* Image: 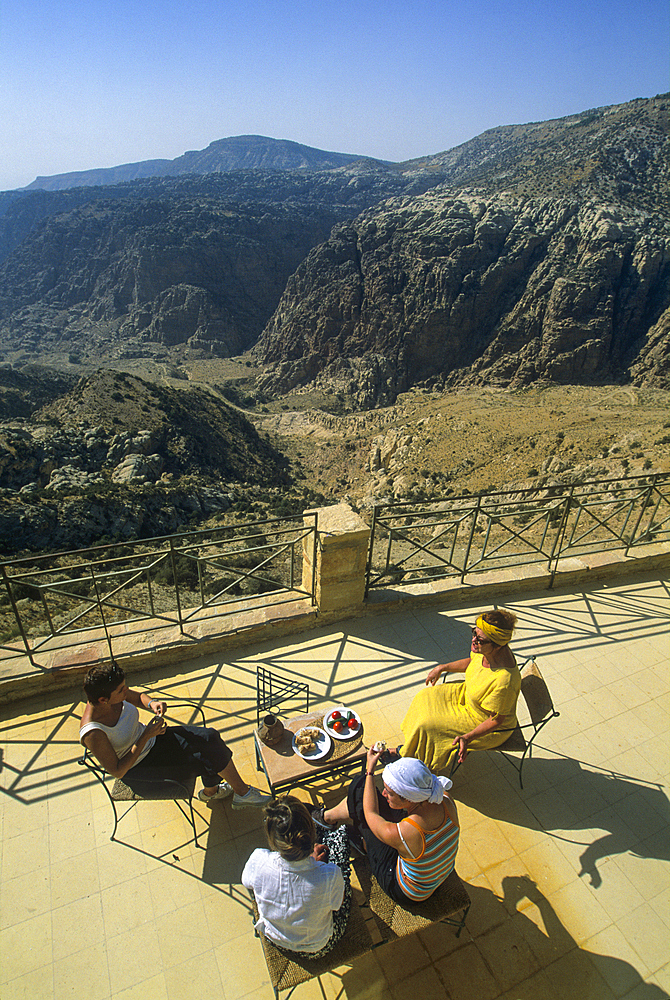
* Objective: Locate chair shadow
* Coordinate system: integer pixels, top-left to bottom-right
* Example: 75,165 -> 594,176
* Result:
454,753 -> 669,888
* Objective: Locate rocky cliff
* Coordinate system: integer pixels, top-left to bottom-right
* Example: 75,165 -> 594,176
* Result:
256,193 -> 670,406
0,96 -> 668,399
0,167 -> 420,366
256,95 -> 670,404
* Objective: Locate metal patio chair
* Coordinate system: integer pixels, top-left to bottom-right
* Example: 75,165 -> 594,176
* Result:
255,665 -> 310,770
447,656 -> 559,789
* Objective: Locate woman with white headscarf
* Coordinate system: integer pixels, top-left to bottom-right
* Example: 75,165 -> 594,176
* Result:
311,749 -> 459,903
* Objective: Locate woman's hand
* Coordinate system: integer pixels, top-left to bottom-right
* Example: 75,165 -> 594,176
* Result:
312,843 -> 329,863
144,714 -> 168,740
366,747 -> 383,773
425,665 -> 444,686
451,734 -> 470,764
151,700 -> 168,717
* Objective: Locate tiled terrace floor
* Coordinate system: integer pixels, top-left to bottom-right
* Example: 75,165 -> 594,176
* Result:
1,572 -> 668,1000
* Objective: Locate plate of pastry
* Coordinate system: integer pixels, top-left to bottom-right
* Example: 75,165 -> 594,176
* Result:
291,726 -> 332,760
323,706 -> 362,740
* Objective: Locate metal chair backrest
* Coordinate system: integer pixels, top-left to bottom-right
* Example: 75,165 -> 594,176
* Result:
256,666 -> 310,727
519,659 -> 556,727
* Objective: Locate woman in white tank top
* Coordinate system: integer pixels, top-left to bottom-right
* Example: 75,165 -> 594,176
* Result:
79,660 -> 271,810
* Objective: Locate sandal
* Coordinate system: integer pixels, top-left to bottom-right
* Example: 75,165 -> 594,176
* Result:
309,805 -> 338,832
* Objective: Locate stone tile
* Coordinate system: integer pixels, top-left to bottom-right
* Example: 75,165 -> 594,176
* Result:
627,667 -> 669,700
215,932 -> 274,998
417,920 -> 472,963
0,865 -> 52,930
375,933 -> 432,982
52,894 -> 105,962
157,900 -> 215,969
616,901 -> 670,975
0,964 -> 56,1000
435,941 -> 499,1000
101,874 -> 158,936
0,826 -> 51,881
544,876 -> 612,946
53,946 -> 112,1000
458,875 -> 508,937
545,946 -> 618,1000
523,787 -> 580,832
510,905 -> 576,967
0,575 -> 668,1000
474,918 -> 542,993
117,972 -> 169,1000
337,950 -> 392,1000
48,809 -> 97,863
389,964 -> 448,1000
560,663 -> 606,696
649,962 -> 670,997
106,922 -> 162,995
0,910 -> 53,984
582,923 -> 652,998
49,849 -> 101,908
495,968 -> 564,1000
466,820 -> 516,872
516,839 -> 581,896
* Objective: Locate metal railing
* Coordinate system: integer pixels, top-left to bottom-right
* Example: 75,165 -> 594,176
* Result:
366,473 -> 670,593
1,513 -> 317,661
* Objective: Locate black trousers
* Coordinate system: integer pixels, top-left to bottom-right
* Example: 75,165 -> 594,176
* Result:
132,725 -> 233,787
347,773 -> 410,904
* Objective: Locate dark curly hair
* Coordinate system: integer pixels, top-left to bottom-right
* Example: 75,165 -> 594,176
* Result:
83,661 -> 125,703
263,796 -> 316,861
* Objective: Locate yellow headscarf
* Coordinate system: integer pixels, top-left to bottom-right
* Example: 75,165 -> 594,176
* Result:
477,615 -> 513,646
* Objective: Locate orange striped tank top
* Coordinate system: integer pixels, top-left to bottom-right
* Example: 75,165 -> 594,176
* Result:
395,805 -> 459,901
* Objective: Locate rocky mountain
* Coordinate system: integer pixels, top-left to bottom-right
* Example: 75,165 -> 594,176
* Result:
22,135 -> 378,192
256,95 -> 670,404
0,166 -> 423,367
0,369 -> 306,554
0,95 -> 667,402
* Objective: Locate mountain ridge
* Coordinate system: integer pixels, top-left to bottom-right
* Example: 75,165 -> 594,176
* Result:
22,135 -> 381,192
0,93 -> 667,399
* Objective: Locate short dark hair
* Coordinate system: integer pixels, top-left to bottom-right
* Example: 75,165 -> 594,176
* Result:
83,661 -> 125,702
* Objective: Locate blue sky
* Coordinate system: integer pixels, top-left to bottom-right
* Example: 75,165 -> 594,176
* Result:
1,0 -> 668,191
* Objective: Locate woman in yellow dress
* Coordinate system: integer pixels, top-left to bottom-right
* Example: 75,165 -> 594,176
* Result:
400,610 -> 520,772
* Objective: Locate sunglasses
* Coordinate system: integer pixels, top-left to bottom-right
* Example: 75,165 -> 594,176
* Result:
471,627 -> 493,645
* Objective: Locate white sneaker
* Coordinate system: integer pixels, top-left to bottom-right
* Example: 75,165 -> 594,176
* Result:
198,782 -> 234,804
232,786 -> 272,810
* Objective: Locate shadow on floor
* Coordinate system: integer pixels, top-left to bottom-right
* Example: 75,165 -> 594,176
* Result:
454,752 -> 669,888
340,876 -> 664,1000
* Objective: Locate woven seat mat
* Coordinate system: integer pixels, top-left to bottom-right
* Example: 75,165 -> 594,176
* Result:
111,768 -> 198,801
353,860 -> 470,938
499,726 -> 526,752
251,893 -> 373,992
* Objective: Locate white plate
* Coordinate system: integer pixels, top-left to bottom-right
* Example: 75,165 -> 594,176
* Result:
291,726 -> 332,760
323,706 -> 362,741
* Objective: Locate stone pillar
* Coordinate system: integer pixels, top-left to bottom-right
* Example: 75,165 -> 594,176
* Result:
303,503 -> 370,614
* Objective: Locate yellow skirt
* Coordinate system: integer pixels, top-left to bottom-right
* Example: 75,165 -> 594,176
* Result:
400,682 -> 511,772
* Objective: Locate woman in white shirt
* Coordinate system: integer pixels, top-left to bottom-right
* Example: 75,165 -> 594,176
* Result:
242,796 -> 351,957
